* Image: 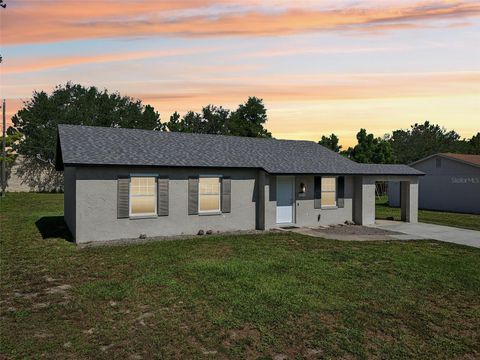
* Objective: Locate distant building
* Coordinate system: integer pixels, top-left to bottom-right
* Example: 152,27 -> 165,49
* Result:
389,153 -> 480,214
3,155 -> 63,192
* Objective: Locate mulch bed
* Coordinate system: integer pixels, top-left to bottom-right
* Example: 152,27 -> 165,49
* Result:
312,224 -> 403,236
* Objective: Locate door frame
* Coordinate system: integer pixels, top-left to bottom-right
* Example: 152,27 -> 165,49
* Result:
276,175 -> 296,224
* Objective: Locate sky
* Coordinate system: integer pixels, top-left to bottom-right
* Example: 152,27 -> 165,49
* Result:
1,0 -> 479,147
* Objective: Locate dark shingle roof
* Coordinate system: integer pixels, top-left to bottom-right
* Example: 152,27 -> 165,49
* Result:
56,125 -> 422,175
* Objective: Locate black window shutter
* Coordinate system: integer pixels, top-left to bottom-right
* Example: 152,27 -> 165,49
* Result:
221,177 -> 231,213
157,177 -> 169,216
117,177 -> 130,218
314,176 -> 322,209
337,176 -> 345,208
188,177 -> 199,215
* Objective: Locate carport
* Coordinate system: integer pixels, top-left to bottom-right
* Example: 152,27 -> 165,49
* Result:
353,175 -> 419,225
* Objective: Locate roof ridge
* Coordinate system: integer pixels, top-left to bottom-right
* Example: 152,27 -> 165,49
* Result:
58,123 -> 320,145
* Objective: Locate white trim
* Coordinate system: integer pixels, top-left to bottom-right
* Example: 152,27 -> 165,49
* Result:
129,176 -> 157,217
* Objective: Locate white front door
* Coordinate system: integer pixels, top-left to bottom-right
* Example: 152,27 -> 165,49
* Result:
276,176 -> 294,224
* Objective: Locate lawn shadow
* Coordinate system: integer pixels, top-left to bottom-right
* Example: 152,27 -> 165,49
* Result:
35,216 -> 73,243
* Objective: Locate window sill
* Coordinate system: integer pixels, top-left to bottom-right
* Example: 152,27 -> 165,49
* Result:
129,215 -> 158,220
321,206 -> 338,210
198,212 -> 223,216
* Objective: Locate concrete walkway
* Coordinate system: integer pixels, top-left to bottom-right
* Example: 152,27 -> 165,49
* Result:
368,220 -> 480,248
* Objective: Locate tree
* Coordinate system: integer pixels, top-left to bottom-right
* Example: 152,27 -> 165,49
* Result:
165,97 -> 271,138
228,97 -> 271,137
0,130 -> 22,193
389,121 -> 462,164
165,107 -> 228,135
318,134 -> 342,152
11,82 -> 162,165
468,132 -> 480,154
0,130 -> 22,164
345,129 -> 394,164
202,105 -> 230,135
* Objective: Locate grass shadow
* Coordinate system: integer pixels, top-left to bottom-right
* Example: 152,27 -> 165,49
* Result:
35,216 -> 73,243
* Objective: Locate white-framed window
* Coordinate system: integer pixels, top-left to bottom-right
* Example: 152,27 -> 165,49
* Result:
199,176 -> 221,213
129,176 -> 157,216
321,176 -> 337,207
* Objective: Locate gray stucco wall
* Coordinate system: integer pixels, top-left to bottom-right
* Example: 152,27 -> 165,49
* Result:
294,175 -> 354,227
262,174 -> 355,229
69,167 -> 358,243
353,176 -> 375,225
388,156 -> 480,214
74,166 -> 258,243
67,167 -> 419,243
400,180 -> 418,223
63,167 -> 76,237
388,182 -> 401,207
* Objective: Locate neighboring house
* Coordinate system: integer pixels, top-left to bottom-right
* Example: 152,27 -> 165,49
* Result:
55,125 -> 423,244
388,153 -> 480,214
3,155 -> 62,192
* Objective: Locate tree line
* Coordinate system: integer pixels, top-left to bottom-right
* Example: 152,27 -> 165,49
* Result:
4,82 -> 479,171
319,124 -> 480,164
5,83 -> 270,166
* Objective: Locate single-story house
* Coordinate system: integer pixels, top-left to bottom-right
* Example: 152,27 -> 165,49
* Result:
55,125 -> 423,244
388,153 -> 480,214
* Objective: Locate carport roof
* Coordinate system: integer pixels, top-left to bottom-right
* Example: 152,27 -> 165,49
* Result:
55,124 -> 423,176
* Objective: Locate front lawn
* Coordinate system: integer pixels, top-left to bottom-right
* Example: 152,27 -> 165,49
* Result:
376,195 -> 480,231
1,193 -> 480,359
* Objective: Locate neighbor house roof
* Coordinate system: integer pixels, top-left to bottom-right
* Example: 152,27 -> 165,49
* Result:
440,153 -> 480,167
410,153 -> 480,168
55,125 -> 423,175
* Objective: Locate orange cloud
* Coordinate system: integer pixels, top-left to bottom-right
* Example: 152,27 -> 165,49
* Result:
3,71 -> 479,145
131,71 -> 480,106
2,1 -> 479,45
2,48 -> 217,74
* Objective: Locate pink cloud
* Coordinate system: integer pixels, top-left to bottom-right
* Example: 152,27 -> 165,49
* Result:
2,1 -> 479,45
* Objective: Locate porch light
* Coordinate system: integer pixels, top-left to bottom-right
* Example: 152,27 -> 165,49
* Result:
299,182 -> 306,194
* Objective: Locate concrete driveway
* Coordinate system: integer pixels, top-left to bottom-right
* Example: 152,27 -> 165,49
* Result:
369,220 -> 480,248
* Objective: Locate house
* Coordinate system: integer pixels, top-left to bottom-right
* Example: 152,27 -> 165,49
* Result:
388,153 -> 480,214
55,125 -> 423,244
3,155 -> 63,192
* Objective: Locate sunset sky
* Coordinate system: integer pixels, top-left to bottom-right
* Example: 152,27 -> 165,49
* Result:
1,0 -> 479,147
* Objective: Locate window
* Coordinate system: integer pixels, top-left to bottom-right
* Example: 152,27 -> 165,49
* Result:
130,177 -> 157,216
321,177 -> 337,207
199,176 -> 221,213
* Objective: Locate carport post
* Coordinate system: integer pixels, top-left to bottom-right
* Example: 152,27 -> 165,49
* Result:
400,180 -> 418,223
353,176 -> 376,225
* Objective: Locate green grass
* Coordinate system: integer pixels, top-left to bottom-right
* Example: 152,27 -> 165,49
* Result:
1,193 -> 480,359
376,195 -> 480,231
